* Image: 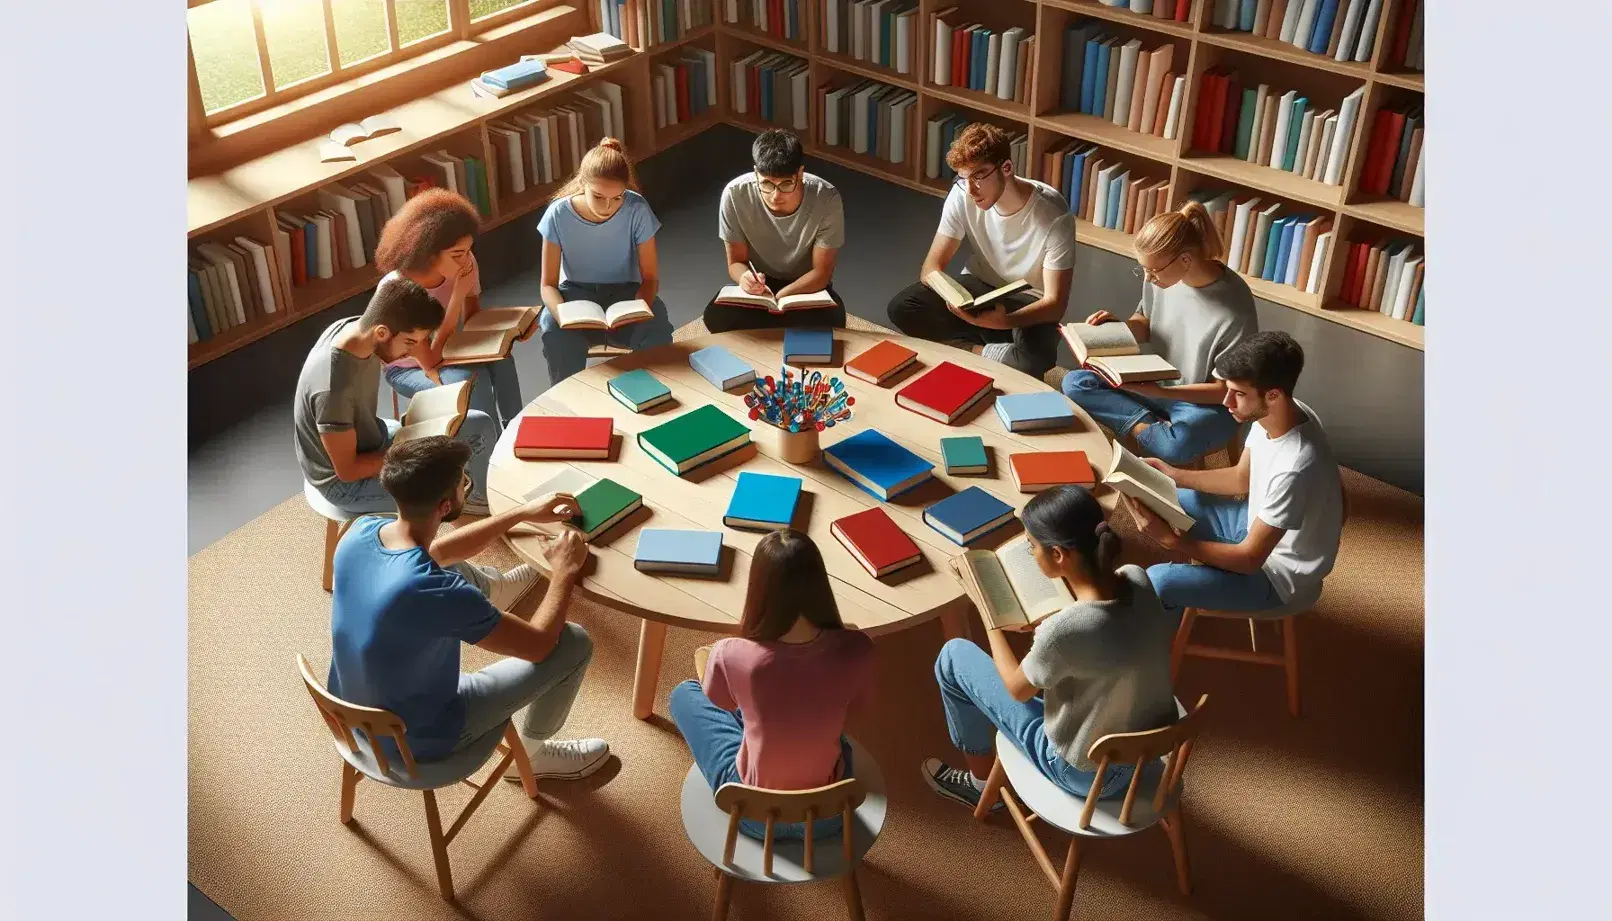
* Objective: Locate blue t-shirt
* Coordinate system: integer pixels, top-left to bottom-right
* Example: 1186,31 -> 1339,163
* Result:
327,517 -> 502,762
536,190 -> 660,285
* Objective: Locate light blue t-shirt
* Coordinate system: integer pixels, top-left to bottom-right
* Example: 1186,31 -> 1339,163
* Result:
536,190 -> 660,285
327,516 -> 501,762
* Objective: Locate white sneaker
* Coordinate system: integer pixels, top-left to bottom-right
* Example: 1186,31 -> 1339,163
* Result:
482,563 -> 541,610
506,737 -> 611,782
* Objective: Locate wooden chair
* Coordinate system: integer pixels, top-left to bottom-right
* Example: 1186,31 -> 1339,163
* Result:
296,654 -> 539,901
303,481 -> 359,593
975,696 -> 1209,921
585,342 -> 632,365
680,737 -> 888,921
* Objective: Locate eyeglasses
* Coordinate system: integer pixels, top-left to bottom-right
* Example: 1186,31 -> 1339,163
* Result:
953,164 -> 1002,189
755,174 -> 799,195
1132,253 -> 1186,283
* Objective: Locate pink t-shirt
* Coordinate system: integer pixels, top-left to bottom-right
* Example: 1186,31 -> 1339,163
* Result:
703,629 -> 875,790
383,265 -> 483,370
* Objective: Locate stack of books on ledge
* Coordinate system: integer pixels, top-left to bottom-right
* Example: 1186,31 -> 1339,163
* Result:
931,9 -> 1035,105
819,79 -> 919,166
569,30 -> 632,65
730,50 -> 809,130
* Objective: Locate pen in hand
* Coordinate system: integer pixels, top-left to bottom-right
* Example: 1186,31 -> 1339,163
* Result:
745,259 -> 771,296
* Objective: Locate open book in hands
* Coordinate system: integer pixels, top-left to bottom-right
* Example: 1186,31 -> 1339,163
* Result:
439,306 -> 540,365
392,380 -> 472,445
713,286 -> 837,313
923,271 -> 1034,313
950,533 -> 1075,631
553,298 -> 653,331
1059,321 -> 1179,386
1101,440 -> 1195,533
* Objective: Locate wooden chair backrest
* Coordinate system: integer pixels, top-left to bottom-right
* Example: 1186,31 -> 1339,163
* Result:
1078,694 -> 1209,830
296,654 -> 419,781
712,777 -> 867,877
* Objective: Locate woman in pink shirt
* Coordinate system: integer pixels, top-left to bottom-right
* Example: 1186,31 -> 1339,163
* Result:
669,529 -> 874,840
374,189 -> 524,428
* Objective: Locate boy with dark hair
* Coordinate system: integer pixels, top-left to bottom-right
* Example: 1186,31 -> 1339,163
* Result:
1123,331 -> 1344,617
886,122 -> 1076,379
329,436 -> 611,780
702,129 -> 848,332
293,274 -> 500,517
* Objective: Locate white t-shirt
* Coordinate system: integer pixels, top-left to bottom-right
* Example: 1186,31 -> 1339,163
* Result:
1245,399 -> 1343,607
937,178 -> 1076,290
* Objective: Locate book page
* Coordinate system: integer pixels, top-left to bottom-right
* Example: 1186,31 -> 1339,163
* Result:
1103,441 -> 1194,531
329,124 -> 366,145
1064,321 -> 1139,363
777,290 -> 836,310
1090,353 -> 1178,383
401,379 -> 470,427
997,535 -> 1074,621
554,300 -> 607,328
462,306 -> 536,333
393,415 -> 459,445
923,271 -> 972,309
605,299 -> 652,329
440,328 -> 510,363
960,550 -> 1028,630
359,114 -> 399,137
975,279 -> 1031,307
318,141 -> 357,163
715,285 -> 775,308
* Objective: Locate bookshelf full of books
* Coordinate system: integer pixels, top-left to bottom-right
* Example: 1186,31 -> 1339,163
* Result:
723,0 -> 810,46
650,40 -> 722,146
601,0 -> 718,50
820,1 -> 922,78
816,68 -> 921,177
728,42 -> 813,133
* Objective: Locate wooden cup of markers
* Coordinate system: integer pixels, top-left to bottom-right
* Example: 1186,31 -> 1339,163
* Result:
770,425 -> 820,464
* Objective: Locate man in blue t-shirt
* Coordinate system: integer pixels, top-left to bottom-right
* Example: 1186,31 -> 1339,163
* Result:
329,435 -> 610,779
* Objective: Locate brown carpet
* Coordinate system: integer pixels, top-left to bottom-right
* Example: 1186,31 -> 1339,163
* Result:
191,321 -> 1423,921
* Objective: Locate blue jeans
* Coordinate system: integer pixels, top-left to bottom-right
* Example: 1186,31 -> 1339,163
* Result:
539,281 -> 675,386
936,639 -> 1132,799
316,411 -> 498,516
453,623 -> 594,751
386,357 -> 522,429
1147,489 -> 1284,614
668,680 -> 851,841
1061,370 -> 1240,465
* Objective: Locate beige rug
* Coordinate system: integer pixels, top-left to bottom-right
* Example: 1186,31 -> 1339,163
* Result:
191,321 -> 1423,920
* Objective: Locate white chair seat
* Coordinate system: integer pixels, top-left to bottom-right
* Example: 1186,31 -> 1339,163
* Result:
335,722 -> 508,791
680,737 -> 888,883
995,732 -> 1179,838
303,480 -> 357,523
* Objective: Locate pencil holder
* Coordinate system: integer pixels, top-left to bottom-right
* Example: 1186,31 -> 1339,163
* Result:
773,424 -> 820,464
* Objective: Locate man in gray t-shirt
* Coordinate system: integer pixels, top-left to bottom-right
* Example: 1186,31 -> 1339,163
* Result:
702,129 -> 847,332
294,275 -> 499,516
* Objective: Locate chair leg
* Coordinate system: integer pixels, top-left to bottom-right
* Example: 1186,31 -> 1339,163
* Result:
973,757 -> 1006,820
322,519 -> 340,592
711,868 -> 733,921
1160,807 -> 1192,896
338,762 -> 360,824
1282,616 -> 1301,718
842,867 -> 866,921
632,619 -> 669,720
504,723 -> 538,798
1170,610 -> 1196,683
1052,838 -> 1082,921
1247,618 -> 1259,652
421,790 -> 454,901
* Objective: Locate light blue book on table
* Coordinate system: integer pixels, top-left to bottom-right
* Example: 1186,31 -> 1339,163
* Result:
822,429 -> 934,502
923,486 -> 1015,547
724,472 -> 802,530
607,369 -> 672,412
689,345 -> 755,391
995,392 -> 1076,432
633,529 -> 722,575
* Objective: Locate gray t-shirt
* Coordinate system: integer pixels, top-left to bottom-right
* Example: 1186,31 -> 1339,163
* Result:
294,317 -> 385,487
1020,565 -> 1179,772
1136,266 -> 1259,386
717,172 -> 845,280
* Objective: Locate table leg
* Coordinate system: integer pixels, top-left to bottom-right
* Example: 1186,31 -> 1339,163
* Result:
633,619 -> 669,720
940,602 -> 971,643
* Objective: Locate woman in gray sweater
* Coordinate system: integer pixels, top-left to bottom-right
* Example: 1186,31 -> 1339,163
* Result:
923,485 -> 1180,808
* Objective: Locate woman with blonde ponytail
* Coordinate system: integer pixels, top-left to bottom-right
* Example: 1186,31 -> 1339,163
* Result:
1061,200 -> 1258,464
535,137 -> 674,385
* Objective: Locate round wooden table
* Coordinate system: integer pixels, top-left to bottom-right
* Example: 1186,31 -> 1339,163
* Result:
487,329 -> 1115,719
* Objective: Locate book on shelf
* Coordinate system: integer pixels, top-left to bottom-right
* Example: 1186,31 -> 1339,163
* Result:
713,286 -> 836,313
822,1 -> 920,76
724,471 -> 802,530
634,528 -> 723,575
436,306 -> 541,365
482,59 -> 550,92
822,428 -> 935,501
513,415 -> 614,460
895,360 -> 994,424
637,404 -> 752,475
922,272 -> 1031,313
1040,138 -> 1171,234
1340,237 -> 1423,322
607,369 -> 674,412
552,298 -> 654,332
1102,440 -> 1194,532
994,392 -> 1076,433
726,0 -> 806,42
817,78 -> 918,166
1213,0 -> 1380,63
393,380 -> 473,444
570,477 -> 643,542
940,436 -> 988,475
688,345 -> 756,390
844,340 -> 918,385
923,485 -> 1015,546
569,31 -> 633,64
782,327 -> 834,365
730,50 -> 811,133
929,9 -> 1034,105
954,532 -> 1074,630
1189,188 -> 1332,294
1361,101 -> 1424,204
651,48 -> 718,130
832,506 -> 923,579
1009,451 -> 1096,493
1192,75 -> 1361,189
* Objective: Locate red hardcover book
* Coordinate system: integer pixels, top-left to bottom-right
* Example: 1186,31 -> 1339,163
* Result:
1218,74 -> 1242,155
953,27 -> 967,88
1345,241 -> 1371,304
514,416 -> 614,459
1205,70 -> 1231,153
770,0 -> 784,37
675,65 -> 692,122
288,223 -> 307,286
1390,0 -> 1418,68
1176,0 -> 1190,22
1192,70 -> 1219,151
831,507 -> 923,578
549,56 -> 588,75
894,361 -> 994,424
1367,108 -> 1406,195
748,65 -> 760,117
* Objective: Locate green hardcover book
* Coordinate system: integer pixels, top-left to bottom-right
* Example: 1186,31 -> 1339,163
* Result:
940,436 -> 989,475
572,478 -> 642,541
1234,87 -> 1258,160
464,156 -> 490,215
637,404 -> 752,476
1283,98 -> 1307,171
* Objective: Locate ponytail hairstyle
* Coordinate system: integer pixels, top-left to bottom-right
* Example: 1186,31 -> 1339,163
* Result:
551,137 -> 638,203
1021,485 -> 1128,599
1134,199 -> 1225,267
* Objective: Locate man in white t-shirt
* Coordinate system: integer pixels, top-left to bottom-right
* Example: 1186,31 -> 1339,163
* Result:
885,123 -> 1075,379
1122,331 -> 1344,615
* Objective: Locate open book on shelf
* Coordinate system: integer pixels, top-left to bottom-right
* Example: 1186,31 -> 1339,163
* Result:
329,115 -> 401,146
553,298 -> 653,331
713,286 -> 837,313
1102,440 -> 1195,532
440,306 -> 540,365
953,533 -> 1075,631
1058,322 -> 1180,386
923,272 -> 1033,313
392,380 -> 472,444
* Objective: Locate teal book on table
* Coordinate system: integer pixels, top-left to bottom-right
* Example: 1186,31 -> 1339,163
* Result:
940,436 -> 988,475
607,369 -> 673,413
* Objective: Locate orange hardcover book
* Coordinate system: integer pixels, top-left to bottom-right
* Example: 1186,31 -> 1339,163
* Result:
1081,157 -> 1104,223
1295,218 -> 1331,292
1009,451 -> 1097,493
1265,0 -> 1289,40
1127,49 -> 1152,134
845,340 -> 919,385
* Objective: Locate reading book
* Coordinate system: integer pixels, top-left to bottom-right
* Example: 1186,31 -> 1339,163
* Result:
1058,322 -> 1181,386
955,533 -> 1076,630
844,340 -> 918,385
607,369 -> 673,412
713,286 -> 838,313
896,361 -> 994,424
1101,440 -> 1195,532
392,380 -> 472,444
552,298 -> 653,331
923,271 -> 1033,312
1009,451 -> 1096,492
440,306 -> 540,365
513,416 -> 613,459
329,115 -> 401,146
832,506 -> 923,578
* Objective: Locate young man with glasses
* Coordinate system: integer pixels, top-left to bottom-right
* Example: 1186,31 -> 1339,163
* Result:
702,129 -> 848,332
885,123 -> 1075,379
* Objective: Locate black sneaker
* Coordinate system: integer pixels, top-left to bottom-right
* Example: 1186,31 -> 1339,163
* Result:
921,758 -> 1002,813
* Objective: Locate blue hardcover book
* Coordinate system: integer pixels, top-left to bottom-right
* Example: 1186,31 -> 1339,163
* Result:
1411,286 -> 1425,326
689,345 -> 756,390
1081,37 -> 1102,114
1262,217 -> 1290,281
483,59 -> 548,91
822,429 -> 935,501
783,327 -> 834,365
607,368 -> 673,412
1283,99 -> 1308,170
1106,172 -> 1128,229
923,486 -> 1015,546
790,0 -> 801,40
1308,0 -> 1341,53
634,529 -> 723,575
1283,217 -> 1310,285
1063,148 -> 1082,213
187,271 -> 211,341
1274,217 -> 1301,285
1092,39 -> 1112,117
725,471 -> 803,530
994,392 -> 1076,432
1240,0 -> 1259,32
972,31 -> 989,92
303,219 -> 317,274
1069,147 -> 1094,215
